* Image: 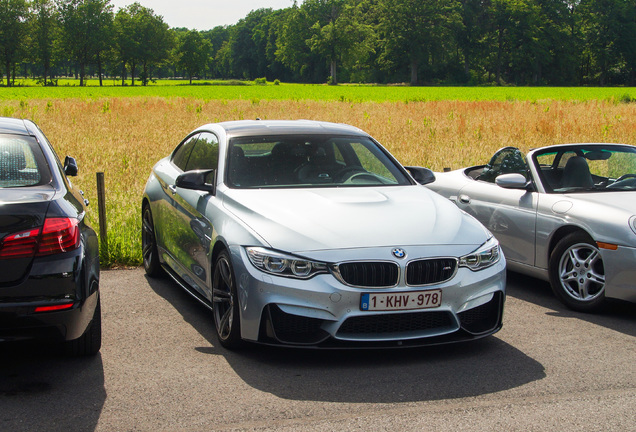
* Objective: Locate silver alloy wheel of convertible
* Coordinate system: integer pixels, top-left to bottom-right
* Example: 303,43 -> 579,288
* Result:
557,242 -> 605,303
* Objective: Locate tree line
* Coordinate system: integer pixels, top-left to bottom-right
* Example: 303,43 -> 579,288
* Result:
1,0 -> 634,87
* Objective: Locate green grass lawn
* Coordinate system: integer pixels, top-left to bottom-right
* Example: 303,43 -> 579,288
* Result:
2,79 -> 636,103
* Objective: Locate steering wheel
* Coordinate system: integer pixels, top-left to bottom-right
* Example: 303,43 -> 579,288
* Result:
607,173 -> 636,189
614,174 -> 636,182
335,166 -> 367,182
345,172 -> 383,184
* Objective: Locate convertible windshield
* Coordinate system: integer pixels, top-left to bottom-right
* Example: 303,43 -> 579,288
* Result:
226,135 -> 411,188
534,145 -> 636,193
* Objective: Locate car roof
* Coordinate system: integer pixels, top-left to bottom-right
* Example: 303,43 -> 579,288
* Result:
206,120 -> 368,138
0,117 -> 30,136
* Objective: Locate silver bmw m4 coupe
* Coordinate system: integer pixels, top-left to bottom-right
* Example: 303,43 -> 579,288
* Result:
142,120 -> 505,348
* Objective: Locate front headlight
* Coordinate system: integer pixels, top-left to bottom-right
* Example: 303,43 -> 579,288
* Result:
459,237 -> 501,271
246,247 -> 328,279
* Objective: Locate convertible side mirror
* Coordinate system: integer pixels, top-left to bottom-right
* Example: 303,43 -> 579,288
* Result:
176,169 -> 216,194
495,173 -> 532,190
64,156 -> 78,176
405,166 -> 436,185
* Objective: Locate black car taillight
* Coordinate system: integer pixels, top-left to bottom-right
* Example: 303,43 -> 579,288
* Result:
0,227 -> 41,259
0,217 -> 80,260
37,217 -> 80,256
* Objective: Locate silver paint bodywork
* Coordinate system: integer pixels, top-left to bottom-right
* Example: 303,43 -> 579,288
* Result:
143,120 -> 506,346
428,143 -> 636,304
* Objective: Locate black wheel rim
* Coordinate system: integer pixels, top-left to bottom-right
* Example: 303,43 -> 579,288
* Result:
142,207 -> 155,270
213,256 -> 234,341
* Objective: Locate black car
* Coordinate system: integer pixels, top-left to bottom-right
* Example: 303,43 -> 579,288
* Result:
0,117 -> 100,355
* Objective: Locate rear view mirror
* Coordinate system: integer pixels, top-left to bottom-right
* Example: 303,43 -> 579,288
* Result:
64,156 -> 78,176
495,173 -> 531,190
176,169 -> 216,194
405,166 -> 436,185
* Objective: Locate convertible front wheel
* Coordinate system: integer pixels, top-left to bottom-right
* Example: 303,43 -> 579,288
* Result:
549,232 -> 606,312
212,250 -> 243,349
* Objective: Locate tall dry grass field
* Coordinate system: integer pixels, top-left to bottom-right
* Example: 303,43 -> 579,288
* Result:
2,98 -> 635,265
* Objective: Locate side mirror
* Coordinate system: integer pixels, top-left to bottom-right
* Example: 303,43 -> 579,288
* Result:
495,173 -> 531,190
64,156 -> 78,176
175,169 -> 216,194
405,166 -> 436,185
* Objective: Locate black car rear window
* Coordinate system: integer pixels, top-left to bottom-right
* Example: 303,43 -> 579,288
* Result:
0,134 -> 51,188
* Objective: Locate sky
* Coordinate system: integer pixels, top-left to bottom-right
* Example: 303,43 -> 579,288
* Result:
108,0 -> 296,31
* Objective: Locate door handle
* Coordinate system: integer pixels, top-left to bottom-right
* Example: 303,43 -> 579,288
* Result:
458,194 -> 471,204
168,185 -> 177,195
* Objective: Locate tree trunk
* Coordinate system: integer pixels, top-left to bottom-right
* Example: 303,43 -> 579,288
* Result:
410,60 -> 418,86
5,61 -> 11,87
121,61 -> 126,86
330,60 -> 337,85
98,53 -> 103,86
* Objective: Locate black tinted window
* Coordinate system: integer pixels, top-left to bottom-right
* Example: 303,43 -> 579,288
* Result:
0,135 -> 51,188
185,132 -> 219,171
172,134 -> 199,171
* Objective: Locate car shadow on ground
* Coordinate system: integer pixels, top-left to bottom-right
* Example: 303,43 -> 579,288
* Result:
146,274 -> 546,404
505,271 -> 636,338
0,342 -> 105,431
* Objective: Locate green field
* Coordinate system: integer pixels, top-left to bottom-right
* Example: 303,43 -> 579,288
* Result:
2,80 -> 636,103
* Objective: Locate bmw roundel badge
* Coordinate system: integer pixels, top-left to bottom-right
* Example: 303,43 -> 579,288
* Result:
392,248 -> 406,259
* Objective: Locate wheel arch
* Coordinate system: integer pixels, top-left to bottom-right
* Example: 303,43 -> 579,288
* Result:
210,239 -> 229,270
547,225 -> 595,261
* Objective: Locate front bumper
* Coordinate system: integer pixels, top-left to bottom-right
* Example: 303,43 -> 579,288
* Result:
230,245 -> 506,347
600,244 -> 636,303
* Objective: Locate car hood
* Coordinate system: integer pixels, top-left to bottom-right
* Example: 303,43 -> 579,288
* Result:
222,185 -> 489,253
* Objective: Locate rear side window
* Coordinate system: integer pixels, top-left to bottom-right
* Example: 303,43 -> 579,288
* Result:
0,135 -> 51,188
171,133 -> 199,171
184,132 -> 219,171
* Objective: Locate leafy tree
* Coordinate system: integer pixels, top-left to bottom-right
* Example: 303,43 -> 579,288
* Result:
30,0 -> 59,86
276,2 -> 328,82
113,2 -> 172,86
306,0 -> 375,84
379,0 -> 461,85
177,30 -> 211,83
0,0 -> 29,86
57,0 -> 113,86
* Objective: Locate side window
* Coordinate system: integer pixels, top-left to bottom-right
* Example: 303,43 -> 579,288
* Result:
478,147 -> 528,183
172,134 -> 199,171
185,132 -> 219,172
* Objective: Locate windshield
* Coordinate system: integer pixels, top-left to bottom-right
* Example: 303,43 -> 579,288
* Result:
0,135 -> 51,188
226,135 -> 411,188
534,145 -> 636,193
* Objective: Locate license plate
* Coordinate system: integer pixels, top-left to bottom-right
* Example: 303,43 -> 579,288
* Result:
361,289 -> 442,311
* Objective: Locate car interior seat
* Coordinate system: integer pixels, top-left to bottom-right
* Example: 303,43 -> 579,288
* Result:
561,156 -> 594,188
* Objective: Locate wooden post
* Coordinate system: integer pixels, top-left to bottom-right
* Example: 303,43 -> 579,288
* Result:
96,172 -> 108,261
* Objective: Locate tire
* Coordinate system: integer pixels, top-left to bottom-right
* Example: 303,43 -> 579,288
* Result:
212,250 -> 243,349
65,298 -> 102,356
548,232 -> 606,312
142,205 -> 162,277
